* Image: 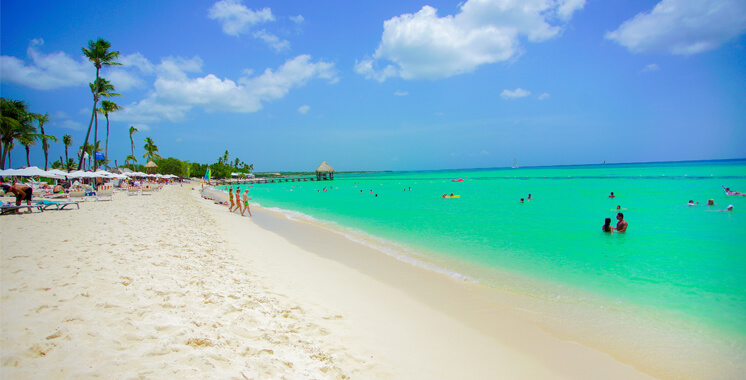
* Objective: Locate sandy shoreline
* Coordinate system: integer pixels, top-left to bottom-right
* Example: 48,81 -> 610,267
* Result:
2,184 -> 651,378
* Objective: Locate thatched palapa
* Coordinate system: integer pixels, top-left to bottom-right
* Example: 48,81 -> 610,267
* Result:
315,161 -> 335,181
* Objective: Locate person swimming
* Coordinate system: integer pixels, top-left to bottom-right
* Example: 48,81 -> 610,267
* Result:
609,192 -> 615,198
688,200 -> 696,206
708,199 -> 715,206
603,217 -> 613,232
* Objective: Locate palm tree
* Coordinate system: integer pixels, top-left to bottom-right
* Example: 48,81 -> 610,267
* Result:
124,154 -> 138,168
35,113 -> 58,170
98,100 -> 121,168
17,132 -> 37,167
79,38 -> 121,171
142,137 -> 159,163
80,77 -> 121,171
1,98 -> 32,169
63,134 -> 73,170
128,125 -> 138,159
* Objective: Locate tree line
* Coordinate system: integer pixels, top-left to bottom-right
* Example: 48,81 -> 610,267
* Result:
0,38 -> 253,179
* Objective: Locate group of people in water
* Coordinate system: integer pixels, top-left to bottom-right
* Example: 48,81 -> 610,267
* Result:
603,213 -> 627,233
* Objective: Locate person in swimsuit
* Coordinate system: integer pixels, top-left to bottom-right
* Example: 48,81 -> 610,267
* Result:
609,192 -> 615,198
228,187 -> 235,211
3,183 -> 34,212
241,189 -> 252,217
235,188 -> 242,214
616,213 -> 627,233
603,217 -> 613,232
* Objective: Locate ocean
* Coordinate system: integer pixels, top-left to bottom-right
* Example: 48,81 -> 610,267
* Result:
218,159 -> 746,371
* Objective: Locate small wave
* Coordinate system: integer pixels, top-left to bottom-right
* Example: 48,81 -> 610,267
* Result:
259,205 -> 477,283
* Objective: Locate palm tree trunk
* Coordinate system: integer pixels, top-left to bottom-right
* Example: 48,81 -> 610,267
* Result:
40,125 -> 48,170
93,111 -> 99,171
78,103 -> 97,170
105,115 -> 110,169
0,142 -> 6,169
25,146 -> 31,167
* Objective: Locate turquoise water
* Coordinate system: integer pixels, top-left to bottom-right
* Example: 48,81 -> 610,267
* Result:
221,160 -> 746,346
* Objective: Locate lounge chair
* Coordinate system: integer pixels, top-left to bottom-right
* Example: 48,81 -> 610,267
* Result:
1,203 -> 44,215
68,189 -> 87,202
127,186 -> 140,196
35,200 -> 80,210
96,186 -> 114,201
141,185 -> 153,195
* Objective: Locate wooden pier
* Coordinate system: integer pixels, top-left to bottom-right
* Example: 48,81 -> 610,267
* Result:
213,175 -> 327,186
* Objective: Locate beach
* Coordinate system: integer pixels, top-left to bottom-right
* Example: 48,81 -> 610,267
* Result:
0,184 -> 655,378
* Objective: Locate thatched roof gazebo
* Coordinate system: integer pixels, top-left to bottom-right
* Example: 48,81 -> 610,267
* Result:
315,161 -> 335,181
145,161 -> 157,174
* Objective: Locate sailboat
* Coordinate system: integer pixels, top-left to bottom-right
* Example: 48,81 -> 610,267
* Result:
512,158 -> 519,169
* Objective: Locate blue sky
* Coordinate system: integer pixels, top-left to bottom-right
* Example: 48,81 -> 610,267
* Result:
2,0 -> 745,171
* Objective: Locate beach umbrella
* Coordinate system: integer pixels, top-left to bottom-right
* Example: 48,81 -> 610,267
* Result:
94,169 -> 114,178
12,166 -> 52,177
0,168 -> 19,177
67,170 -> 97,179
47,169 -> 70,177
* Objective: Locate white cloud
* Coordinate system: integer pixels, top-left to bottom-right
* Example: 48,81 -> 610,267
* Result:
501,88 -> 531,99
0,39 -> 92,90
208,0 -> 291,52
298,105 -> 310,114
208,0 -> 274,36
113,54 -> 338,124
253,30 -> 290,52
538,92 -> 550,100
357,0 -> 586,81
290,15 -> 304,24
0,42 -> 155,92
642,63 -> 660,72
606,0 -> 746,55
394,90 -> 409,96
60,119 -> 85,131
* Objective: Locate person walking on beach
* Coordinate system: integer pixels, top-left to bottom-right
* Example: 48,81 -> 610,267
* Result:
235,189 -> 242,214
228,187 -> 236,212
241,189 -> 252,217
603,217 -> 613,232
616,213 -> 627,232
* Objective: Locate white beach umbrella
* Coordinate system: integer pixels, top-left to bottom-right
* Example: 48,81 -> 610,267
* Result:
67,170 -> 97,179
12,166 -> 53,177
47,169 -> 70,177
94,169 -> 114,178
0,168 -> 19,177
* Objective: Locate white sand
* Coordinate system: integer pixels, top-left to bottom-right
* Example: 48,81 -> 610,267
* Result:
1,185 -> 652,379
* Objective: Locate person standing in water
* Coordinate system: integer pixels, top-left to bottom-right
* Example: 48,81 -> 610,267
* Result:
616,213 -> 628,232
241,189 -> 252,217
603,218 -> 613,232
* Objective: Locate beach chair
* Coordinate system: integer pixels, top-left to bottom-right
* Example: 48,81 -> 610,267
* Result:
1,203 -> 44,215
35,200 -> 80,210
96,186 -> 114,201
126,186 -> 140,196
141,186 -> 153,195
68,189 -> 87,202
